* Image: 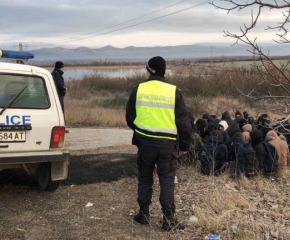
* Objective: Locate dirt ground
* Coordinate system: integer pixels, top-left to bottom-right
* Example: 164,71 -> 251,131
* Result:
0,128 -> 290,240
65,128 -> 133,151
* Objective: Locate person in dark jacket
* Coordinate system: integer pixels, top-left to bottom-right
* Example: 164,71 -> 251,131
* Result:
227,122 -> 241,138
250,129 -> 267,173
227,132 -> 246,175
200,130 -> 227,175
226,122 -> 241,150
203,113 -> 214,125
221,111 -> 234,126
257,114 -> 271,138
235,110 -> 244,123
243,111 -> 249,121
238,118 -> 248,131
248,116 -> 257,131
203,112 -> 220,130
228,132 -> 245,161
126,56 -> 191,231
188,112 -> 203,164
196,118 -> 211,142
51,61 -> 66,113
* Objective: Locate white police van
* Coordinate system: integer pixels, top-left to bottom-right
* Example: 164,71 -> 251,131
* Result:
0,49 -> 69,191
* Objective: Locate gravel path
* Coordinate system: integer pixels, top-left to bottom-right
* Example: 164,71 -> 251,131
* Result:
65,128 -> 133,150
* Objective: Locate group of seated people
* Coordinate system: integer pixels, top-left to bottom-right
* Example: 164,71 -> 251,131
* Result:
187,110 -> 290,177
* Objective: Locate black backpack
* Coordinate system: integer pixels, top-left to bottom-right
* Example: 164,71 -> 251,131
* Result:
262,141 -> 279,173
200,142 -> 219,175
236,142 -> 258,176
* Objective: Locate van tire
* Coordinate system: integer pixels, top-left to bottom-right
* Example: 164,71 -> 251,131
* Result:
37,163 -> 59,191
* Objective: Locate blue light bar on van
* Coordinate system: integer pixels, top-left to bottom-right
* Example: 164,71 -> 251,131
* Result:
0,49 -> 34,60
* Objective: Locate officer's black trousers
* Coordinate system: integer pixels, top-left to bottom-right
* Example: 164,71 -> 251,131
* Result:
135,133 -> 178,215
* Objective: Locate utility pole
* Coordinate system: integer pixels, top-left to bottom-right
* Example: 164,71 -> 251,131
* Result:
13,42 -> 27,51
19,42 -> 23,51
210,46 -> 213,63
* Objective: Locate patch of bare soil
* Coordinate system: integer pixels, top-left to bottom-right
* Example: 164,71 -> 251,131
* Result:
0,147 -> 290,240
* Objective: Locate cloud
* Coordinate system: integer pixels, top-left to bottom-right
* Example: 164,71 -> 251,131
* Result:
0,0 -> 287,48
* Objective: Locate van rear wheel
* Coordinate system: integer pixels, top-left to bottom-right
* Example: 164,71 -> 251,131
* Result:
37,163 -> 59,191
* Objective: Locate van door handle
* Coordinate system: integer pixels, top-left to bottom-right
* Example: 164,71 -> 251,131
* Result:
0,145 -> 9,148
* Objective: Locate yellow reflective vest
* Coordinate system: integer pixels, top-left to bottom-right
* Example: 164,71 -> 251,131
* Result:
134,80 -> 177,140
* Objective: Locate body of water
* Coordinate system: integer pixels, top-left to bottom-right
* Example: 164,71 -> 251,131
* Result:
61,68 -> 146,80
47,68 -> 173,80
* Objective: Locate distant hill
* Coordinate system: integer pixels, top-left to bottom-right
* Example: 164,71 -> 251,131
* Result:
28,43 -> 290,63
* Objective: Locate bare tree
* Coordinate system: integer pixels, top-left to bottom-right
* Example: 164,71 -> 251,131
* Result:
211,0 -> 290,132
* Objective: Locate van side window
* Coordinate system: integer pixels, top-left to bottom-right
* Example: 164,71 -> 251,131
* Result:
0,74 -> 50,109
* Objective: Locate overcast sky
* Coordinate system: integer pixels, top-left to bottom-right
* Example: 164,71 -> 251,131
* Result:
0,0 -> 288,49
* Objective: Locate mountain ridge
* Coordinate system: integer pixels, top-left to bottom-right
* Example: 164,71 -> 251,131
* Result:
27,43 -> 290,63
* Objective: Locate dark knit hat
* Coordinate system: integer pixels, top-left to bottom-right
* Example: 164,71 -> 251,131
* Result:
257,115 -> 267,125
202,113 -> 212,121
222,111 -> 232,120
146,56 -> 166,76
238,118 -> 248,130
243,111 -> 249,119
196,118 -> 208,132
248,116 -> 255,125
227,122 -> 241,137
55,61 -> 64,69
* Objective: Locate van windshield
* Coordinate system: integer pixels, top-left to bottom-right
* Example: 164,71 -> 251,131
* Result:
0,74 -> 50,109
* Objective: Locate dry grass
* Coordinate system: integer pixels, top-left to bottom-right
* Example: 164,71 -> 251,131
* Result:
65,99 -> 126,127
64,65 -> 288,127
166,166 -> 290,239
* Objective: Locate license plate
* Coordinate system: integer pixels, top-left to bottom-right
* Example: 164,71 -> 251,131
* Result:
0,131 -> 26,142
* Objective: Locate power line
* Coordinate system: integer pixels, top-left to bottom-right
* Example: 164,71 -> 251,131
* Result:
31,0 -> 210,48
30,0 -> 191,48
49,0 -> 191,45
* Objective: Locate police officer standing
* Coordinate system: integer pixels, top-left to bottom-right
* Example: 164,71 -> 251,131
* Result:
126,56 -> 191,231
51,61 -> 67,114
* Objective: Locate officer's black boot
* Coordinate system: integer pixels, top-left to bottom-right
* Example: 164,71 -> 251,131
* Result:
134,205 -> 150,225
162,211 -> 185,231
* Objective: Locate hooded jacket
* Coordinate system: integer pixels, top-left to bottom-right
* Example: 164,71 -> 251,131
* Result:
203,113 -> 219,130
219,120 -> 228,131
221,111 -> 234,126
227,122 -> 241,138
242,124 -> 252,144
235,110 -> 244,123
250,129 -> 267,172
219,120 -> 230,145
227,132 -> 245,162
266,130 -> 289,170
201,130 -> 228,172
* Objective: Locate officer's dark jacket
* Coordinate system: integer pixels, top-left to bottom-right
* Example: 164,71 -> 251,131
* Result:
126,75 -> 191,151
51,69 -> 66,96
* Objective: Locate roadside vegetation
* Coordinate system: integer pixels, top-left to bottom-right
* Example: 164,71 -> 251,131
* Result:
65,64 -> 287,127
